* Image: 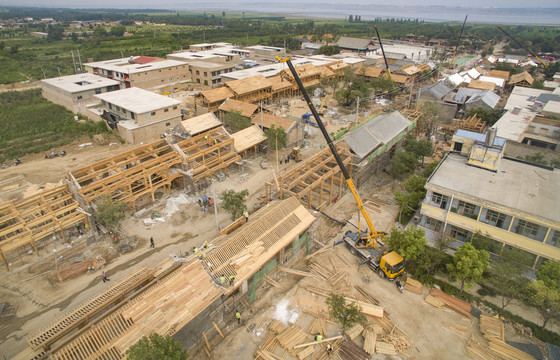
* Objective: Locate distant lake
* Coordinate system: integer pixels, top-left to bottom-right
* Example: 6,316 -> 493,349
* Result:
176,2 -> 560,25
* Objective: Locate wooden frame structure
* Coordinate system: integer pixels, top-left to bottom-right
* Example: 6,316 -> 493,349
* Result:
175,126 -> 241,183
67,140 -> 184,212
0,184 -> 87,271
24,198 -> 314,360
265,142 -> 353,210
225,74 -> 272,104
230,125 -> 267,157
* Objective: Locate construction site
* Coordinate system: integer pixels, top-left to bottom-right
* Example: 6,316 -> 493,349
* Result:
0,54 -> 552,360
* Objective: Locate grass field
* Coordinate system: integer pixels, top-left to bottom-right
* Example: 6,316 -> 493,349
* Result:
0,89 -> 108,162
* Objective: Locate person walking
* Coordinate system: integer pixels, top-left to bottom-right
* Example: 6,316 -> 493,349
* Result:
149,237 -> 154,248
102,271 -> 110,283
235,311 -> 242,324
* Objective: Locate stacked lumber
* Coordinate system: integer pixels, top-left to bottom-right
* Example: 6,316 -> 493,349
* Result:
404,278 -> 423,294
441,322 -> 470,339
268,319 -> 287,334
278,267 -> 320,279
276,326 -> 309,356
425,294 -> 444,308
307,317 -> 326,336
338,339 -> 371,360
344,297 -> 383,318
264,275 -> 285,290
376,341 -> 397,356
382,332 -> 411,355
362,330 -> 376,355
429,288 -> 472,318
297,345 -> 316,360
486,337 -> 537,360
307,262 -> 335,281
345,323 -> 364,341
354,286 -> 379,305
480,314 -> 505,341
255,333 -> 279,360
56,259 -> 91,282
466,335 -> 499,360
311,338 -> 344,360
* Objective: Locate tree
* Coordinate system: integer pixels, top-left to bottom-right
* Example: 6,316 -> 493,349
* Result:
370,75 -> 395,96
422,160 -> 439,178
537,260 -> 560,291
418,102 -> 441,138
527,280 -> 560,329
413,246 -> 450,284
264,124 -> 287,151
126,333 -> 188,360
222,11 -> 226,17
491,247 -> 532,310
470,231 -> 500,254
532,79 -> 545,89
348,15 -> 354,22
316,44 -> 340,56
447,242 -> 489,292
95,195 -> 128,229
110,25 -> 126,37
394,175 -> 426,218
93,26 -> 107,37
223,110 -> 251,132
403,135 -> 433,166
386,226 -> 426,262
219,189 -> 249,220
10,44 -> 19,54
389,151 -> 417,183
466,107 -> 503,126
326,293 -> 366,331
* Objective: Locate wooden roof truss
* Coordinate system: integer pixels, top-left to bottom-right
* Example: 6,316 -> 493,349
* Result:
458,114 -> 486,133
0,185 -> 86,270
175,127 -> 241,183
265,143 -> 352,210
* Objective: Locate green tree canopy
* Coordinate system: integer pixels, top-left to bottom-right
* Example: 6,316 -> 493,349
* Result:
528,280 -> 560,329
389,151 -> 417,181
223,110 -> 251,132
403,135 -> 433,166
126,333 -> 188,360
219,189 -> 249,220
386,226 -> 426,262
470,231 -> 501,254
370,75 -> 396,96
447,242 -> 489,292
316,44 -> 340,56
264,124 -> 287,150
394,175 -> 427,217
95,195 -> 128,229
422,160 -> 439,178
537,260 -> 560,292
491,247 -> 533,310
326,293 -> 366,331
110,25 -> 126,36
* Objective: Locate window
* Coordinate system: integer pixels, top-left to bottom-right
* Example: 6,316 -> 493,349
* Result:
539,128 -> 549,136
131,112 -> 135,120
480,208 -> 511,230
204,72 -> 207,76
431,192 -> 442,204
546,229 -> 560,249
109,103 -> 112,109
196,70 -> 200,75
197,79 -> 200,83
165,122 -> 171,126
527,126 -> 536,134
452,200 -> 479,219
450,225 -> 470,242
95,88 -> 101,94
77,95 -> 83,100
422,216 -> 442,232
151,111 -> 156,116
513,219 -> 546,241
173,106 -> 177,110
552,130 -> 560,139
164,108 -> 169,112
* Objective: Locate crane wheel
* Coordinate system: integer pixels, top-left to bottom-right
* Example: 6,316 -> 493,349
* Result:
350,247 -> 356,255
378,269 -> 385,279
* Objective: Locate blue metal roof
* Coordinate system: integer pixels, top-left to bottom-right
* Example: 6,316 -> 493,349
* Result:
455,129 -> 506,147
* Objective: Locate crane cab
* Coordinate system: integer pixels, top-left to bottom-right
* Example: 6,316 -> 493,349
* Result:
379,251 -> 405,279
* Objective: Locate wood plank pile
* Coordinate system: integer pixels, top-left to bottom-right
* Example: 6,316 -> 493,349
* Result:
376,341 -> 397,356
362,330 -> 376,355
268,320 -> 287,334
404,278 -> 423,294
255,333 -> 280,360
344,297 -> 383,318
425,294 -> 445,308
479,314 -> 505,341
466,335 -> 501,360
354,286 -> 379,305
345,323 -> 364,341
310,338 -> 344,360
276,326 -> 309,356
338,339 -> 371,360
56,260 -> 91,282
279,267 -> 320,279
297,345 -> 316,360
429,288 -> 472,318
307,317 -> 326,336
441,322 -> 470,339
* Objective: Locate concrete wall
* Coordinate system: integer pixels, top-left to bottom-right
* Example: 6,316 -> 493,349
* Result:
117,115 -> 181,144
42,82 -> 116,115
127,64 -> 191,89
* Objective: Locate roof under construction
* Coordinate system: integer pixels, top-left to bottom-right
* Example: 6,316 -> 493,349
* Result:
230,125 -> 267,153
226,74 -> 272,96
180,112 -> 222,136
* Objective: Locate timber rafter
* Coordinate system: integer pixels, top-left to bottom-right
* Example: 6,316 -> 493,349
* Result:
266,142 -> 352,210
0,185 -> 87,270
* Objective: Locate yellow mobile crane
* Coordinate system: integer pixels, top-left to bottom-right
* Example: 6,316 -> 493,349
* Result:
277,56 -> 404,280
496,26 -> 549,69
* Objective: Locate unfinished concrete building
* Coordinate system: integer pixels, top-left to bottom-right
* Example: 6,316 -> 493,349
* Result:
265,143 -> 352,210
0,185 -> 88,271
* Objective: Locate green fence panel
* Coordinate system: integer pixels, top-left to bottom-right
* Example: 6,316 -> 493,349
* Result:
249,256 -> 278,303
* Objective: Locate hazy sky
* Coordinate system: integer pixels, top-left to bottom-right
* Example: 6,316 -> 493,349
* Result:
2,0 -> 559,8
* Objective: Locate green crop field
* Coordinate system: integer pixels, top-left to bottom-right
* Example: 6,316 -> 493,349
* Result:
0,89 -> 108,162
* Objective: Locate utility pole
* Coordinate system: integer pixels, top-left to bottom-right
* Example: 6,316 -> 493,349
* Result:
355,96 -> 360,126
77,49 -> 83,73
211,179 -> 220,231
260,101 -> 263,131
71,50 -> 77,74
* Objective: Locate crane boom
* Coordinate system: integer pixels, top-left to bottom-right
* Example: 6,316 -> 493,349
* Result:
374,26 -> 392,80
277,56 -> 386,243
496,26 -> 549,69
451,15 -> 468,66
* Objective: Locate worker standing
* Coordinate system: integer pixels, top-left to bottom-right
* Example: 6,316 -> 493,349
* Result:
228,275 -> 235,285
220,275 -> 226,286
315,334 -> 323,342
149,237 -> 154,248
243,209 -> 249,222
193,247 -> 199,257
326,343 -> 333,353
204,241 -> 209,249
101,271 -> 110,283
235,311 -> 242,324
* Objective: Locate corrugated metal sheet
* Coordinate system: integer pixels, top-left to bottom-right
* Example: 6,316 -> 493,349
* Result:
343,111 -> 412,159
455,129 -> 506,147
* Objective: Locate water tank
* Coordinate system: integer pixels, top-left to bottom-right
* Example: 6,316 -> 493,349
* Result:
485,127 -> 497,147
